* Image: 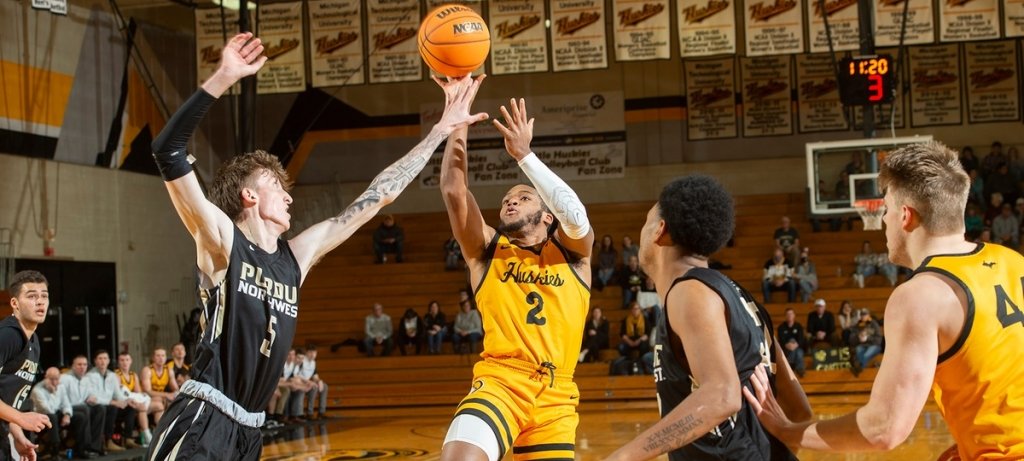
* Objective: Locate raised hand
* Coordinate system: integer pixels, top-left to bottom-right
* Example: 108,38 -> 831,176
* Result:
492,98 -> 534,161
432,74 -> 489,135
202,32 -> 267,97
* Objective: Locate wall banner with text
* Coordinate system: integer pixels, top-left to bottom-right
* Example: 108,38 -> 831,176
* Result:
309,0 -> 365,88
684,58 -> 739,140
195,8 -> 247,88
795,53 -> 850,132
257,2 -> 306,94
677,0 -> 737,57
740,56 -> 794,137
612,0 -> 672,61
1006,0 -> 1024,36
367,0 -> 421,83
551,0 -> 609,71
964,40 -> 1020,123
489,0 -> 550,74
808,0 -> 859,52
939,0 -> 1000,41
909,44 -> 963,127
743,0 -> 804,56
874,0 -> 935,46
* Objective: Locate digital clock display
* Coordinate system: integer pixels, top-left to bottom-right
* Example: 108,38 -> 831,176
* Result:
837,55 -> 896,106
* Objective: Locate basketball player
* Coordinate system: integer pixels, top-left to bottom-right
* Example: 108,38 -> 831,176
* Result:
145,32 -> 487,460
438,97 -> 593,461
115,352 -> 152,446
604,176 -> 810,461
744,141 -> 1024,459
1,271 -> 54,461
169,343 -> 189,379
140,347 -> 176,424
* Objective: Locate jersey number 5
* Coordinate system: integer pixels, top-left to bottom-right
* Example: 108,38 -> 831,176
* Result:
526,292 -> 547,326
260,315 -> 279,358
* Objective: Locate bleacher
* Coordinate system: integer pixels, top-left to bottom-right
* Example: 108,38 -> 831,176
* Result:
295,193 -> 894,412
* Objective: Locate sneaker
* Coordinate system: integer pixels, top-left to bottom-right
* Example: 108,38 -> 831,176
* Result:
140,429 -> 152,447
578,350 -> 589,363
105,440 -> 125,452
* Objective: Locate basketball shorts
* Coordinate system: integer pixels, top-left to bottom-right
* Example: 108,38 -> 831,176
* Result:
146,392 -> 262,460
448,357 -> 580,461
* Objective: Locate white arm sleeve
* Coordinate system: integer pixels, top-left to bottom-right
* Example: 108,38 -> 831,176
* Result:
517,153 -> 591,239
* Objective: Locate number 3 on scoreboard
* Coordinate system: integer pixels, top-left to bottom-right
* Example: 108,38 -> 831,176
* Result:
525,292 -> 547,326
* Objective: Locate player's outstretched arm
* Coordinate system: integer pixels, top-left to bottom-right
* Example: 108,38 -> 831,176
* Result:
440,124 -> 493,262
604,282 -> 742,461
155,32 -> 267,280
493,98 -> 594,259
290,76 -> 488,282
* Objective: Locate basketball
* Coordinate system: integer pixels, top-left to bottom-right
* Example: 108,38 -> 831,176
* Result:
418,4 -> 490,77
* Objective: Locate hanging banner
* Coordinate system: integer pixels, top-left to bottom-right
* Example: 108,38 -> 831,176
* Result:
808,0 -> 860,52
875,0 -> 935,45
795,53 -> 849,132
308,0 -> 364,87
551,0 -> 609,71
489,0 -> 549,74
939,0 -> 1000,41
743,0 -> 805,56
417,92 -> 626,187
1007,0 -> 1024,36
677,0 -> 737,57
612,0 -> 672,61
965,41 -> 1020,122
31,0 -> 66,15
740,56 -> 793,137
195,8 -> 246,87
257,2 -> 305,94
367,0 -> 421,83
909,44 -> 963,127
684,58 -> 739,140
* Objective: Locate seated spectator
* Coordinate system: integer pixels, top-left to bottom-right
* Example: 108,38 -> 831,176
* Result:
444,236 -> 463,271
977,227 -> 993,243
452,299 -> 483,354
363,303 -> 394,357
762,249 -> 795,303
965,204 -> 984,240
268,349 -> 302,424
967,169 -> 985,209
62,355 -> 106,459
457,288 -> 477,311
300,346 -> 329,420
139,348 -> 177,425
87,350 -> 136,452
850,309 -> 884,376
992,203 -> 1020,248
620,235 -> 639,266
397,308 -> 424,356
373,214 -> 404,263
285,349 -> 316,420
981,141 -> 1006,177
579,307 -> 609,363
985,193 -> 1005,224
32,367 -> 73,458
792,247 -> 818,303
636,276 -> 660,324
987,163 -> 1018,206
594,234 -> 618,290
853,241 -> 899,288
114,352 -> 152,447
641,312 -> 661,374
773,216 -> 801,264
959,145 -> 979,173
1010,146 -> 1023,181
423,301 -> 448,355
617,255 -> 645,308
777,308 -> 806,377
806,298 -> 835,348
618,302 -> 651,359
836,300 -> 857,346
170,342 -> 190,382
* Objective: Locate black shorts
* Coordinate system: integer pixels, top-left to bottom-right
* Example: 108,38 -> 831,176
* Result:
146,395 -> 262,461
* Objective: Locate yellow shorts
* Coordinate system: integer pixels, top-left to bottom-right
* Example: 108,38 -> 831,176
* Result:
453,357 -> 580,460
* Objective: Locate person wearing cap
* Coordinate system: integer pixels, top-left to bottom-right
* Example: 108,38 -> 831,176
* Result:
848,309 -> 883,376
372,214 -> 404,263
805,299 -> 835,349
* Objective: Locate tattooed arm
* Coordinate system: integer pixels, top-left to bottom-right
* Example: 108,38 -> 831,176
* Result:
604,281 -> 743,461
290,75 -> 488,283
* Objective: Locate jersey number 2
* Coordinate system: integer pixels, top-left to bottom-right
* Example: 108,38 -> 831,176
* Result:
260,315 -> 279,358
526,292 -> 547,326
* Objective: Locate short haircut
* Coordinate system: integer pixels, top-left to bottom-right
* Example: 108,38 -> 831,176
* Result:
306,344 -> 317,352
878,141 -> 969,234
72,355 -> 88,363
93,349 -> 109,360
209,150 -> 292,222
8,270 -> 47,297
658,175 -> 735,257
118,351 -> 132,359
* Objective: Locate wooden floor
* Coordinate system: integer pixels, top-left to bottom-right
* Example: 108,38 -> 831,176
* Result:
259,396 -> 954,460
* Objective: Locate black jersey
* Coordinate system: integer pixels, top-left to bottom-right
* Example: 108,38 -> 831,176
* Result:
653,268 -> 795,461
0,316 -> 40,412
191,226 -> 300,413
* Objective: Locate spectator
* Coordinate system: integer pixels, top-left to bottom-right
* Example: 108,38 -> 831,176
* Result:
806,298 -> 835,348
457,288 -> 477,311
139,348 -> 176,425
452,299 -> 483,354
286,349 -> 316,420
985,192 -> 1005,224
992,203 -> 1020,248
169,342 -> 189,382
965,204 -> 984,240
620,235 -> 639,266
762,248 -> 796,303
967,169 -> 986,209
959,145 -> 979,173
792,247 -> 818,303
977,227 -> 993,244
32,367 -> 72,459
87,350 -> 136,452
618,302 -> 651,359
835,171 -> 851,201
114,352 -> 151,447
579,307 -> 609,363
373,214 -> 404,263
981,141 -> 1006,176
397,308 -> 424,356
836,300 -> 857,346
423,301 -> 448,355
640,311 -> 661,375
617,255 -> 646,308
636,276 -> 660,322
268,349 -> 301,423
773,216 -> 801,264
849,309 -> 884,376
363,303 -> 394,357
987,163 -> 1018,207
1009,146 -> 1023,182
594,235 -> 617,290
777,308 -> 806,377
853,241 -> 898,288
300,346 -> 329,420
844,151 -> 865,175
444,236 -> 463,271
62,355 -> 105,459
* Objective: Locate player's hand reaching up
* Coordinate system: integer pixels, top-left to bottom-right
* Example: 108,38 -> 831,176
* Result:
493,98 -> 534,161
202,32 -> 267,98
432,74 -> 489,135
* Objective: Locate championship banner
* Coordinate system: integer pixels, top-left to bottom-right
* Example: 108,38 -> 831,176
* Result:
551,0 -> 609,71
308,0 -> 364,87
909,44 -> 963,127
743,0 -> 804,56
875,0 -> 935,46
740,56 -> 794,136
257,2 -> 305,94
31,0 -> 66,15
677,0 -> 737,57
195,8 -> 247,87
367,0 -> 421,83
808,0 -> 859,52
964,41 -> 1020,122
1006,0 -> 1024,36
489,0 -> 549,74
684,58 -> 739,140
795,53 -> 849,132
417,92 -> 626,187
939,0 -> 1000,41
612,0 -> 671,61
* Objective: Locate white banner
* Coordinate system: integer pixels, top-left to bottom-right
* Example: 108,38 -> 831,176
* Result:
489,0 -> 549,74
1004,0 -> 1024,36
308,0 -> 364,87
677,0 -> 737,57
808,0 -> 859,52
740,56 -> 794,137
939,0 -> 1000,41
257,2 -> 305,94
31,0 -> 66,15
550,0 -> 609,71
684,58 -> 739,139
743,0 -> 804,56
965,41 -> 1020,122
875,0 -> 935,45
367,0 -> 421,83
195,9 -> 249,88
795,53 -> 849,132
612,0 -> 671,61
909,44 -> 963,127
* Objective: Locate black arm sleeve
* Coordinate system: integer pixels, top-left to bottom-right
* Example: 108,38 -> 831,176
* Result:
151,89 -> 217,181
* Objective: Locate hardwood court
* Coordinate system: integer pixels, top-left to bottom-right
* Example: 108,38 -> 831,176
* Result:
259,395 -> 954,460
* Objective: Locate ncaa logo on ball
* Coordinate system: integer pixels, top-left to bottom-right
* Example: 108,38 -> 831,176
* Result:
453,21 -> 485,35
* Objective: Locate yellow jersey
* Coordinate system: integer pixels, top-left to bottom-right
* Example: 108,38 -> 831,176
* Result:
923,243 -> 1024,459
149,363 -> 172,392
475,234 -> 590,375
116,369 -> 137,390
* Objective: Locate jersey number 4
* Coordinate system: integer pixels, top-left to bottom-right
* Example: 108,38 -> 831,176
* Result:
995,279 -> 1024,329
526,292 -> 547,326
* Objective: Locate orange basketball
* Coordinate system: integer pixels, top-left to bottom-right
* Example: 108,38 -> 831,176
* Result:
418,4 -> 490,77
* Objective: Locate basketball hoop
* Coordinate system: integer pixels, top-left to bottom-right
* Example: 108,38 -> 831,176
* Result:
854,199 -> 886,231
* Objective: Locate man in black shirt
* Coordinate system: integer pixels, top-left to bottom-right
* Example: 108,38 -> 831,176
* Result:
806,299 -> 836,348
372,215 -> 405,263
777,308 -> 806,377
773,216 -> 801,265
